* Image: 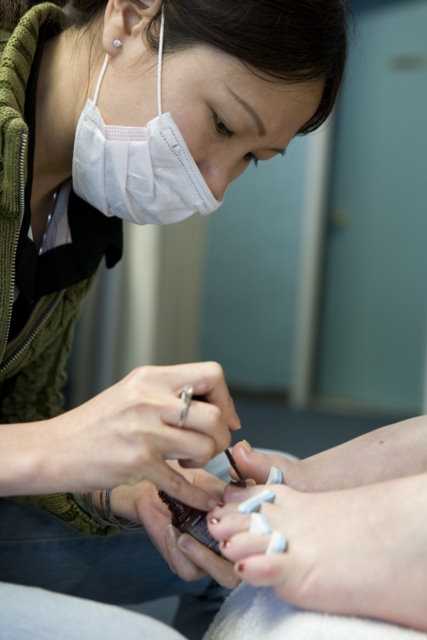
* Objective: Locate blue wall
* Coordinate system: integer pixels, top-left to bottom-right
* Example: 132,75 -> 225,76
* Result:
199,0 -> 412,395
199,136 -> 310,390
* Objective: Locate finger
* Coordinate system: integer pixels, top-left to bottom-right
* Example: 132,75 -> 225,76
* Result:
196,364 -> 241,432
185,399 -> 233,453
148,457 -> 220,511
159,425 -> 224,468
164,525 -> 206,582
167,362 -> 241,431
177,533 -> 241,589
162,400 -> 232,456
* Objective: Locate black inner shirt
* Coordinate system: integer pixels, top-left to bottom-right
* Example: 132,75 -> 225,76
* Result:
9,22 -> 123,341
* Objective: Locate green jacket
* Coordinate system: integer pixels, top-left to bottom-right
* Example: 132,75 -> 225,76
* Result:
0,3 -> 117,535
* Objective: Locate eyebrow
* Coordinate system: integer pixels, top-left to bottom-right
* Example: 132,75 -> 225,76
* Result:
227,87 -> 286,155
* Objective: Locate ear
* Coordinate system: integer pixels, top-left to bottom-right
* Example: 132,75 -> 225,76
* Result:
102,0 -> 163,55
136,0 -> 164,19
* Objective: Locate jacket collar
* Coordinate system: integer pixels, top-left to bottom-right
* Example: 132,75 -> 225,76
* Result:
0,3 -> 68,219
0,3 -> 67,115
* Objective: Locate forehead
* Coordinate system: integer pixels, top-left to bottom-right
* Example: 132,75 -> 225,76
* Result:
164,44 -> 324,115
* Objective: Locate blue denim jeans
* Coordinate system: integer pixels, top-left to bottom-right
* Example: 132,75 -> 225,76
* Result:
0,455 -> 231,639
0,498 -> 228,638
0,582 -> 188,640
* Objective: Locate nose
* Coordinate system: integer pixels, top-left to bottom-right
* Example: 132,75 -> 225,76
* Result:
197,160 -> 243,202
199,168 -> 228,202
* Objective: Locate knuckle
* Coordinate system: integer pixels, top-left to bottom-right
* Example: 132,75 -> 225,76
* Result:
124,450 -> 149,481
208,406 -> 231,447
197,437 -> 217,462
167,472 -> 185,495
129,365 -> 157,385
207,403 -> 225,431
180,565 -> 202,582
123,366 -> 165,411
205,361 -> 225,384
121,369 -> 147,405
196,361 -> 225,393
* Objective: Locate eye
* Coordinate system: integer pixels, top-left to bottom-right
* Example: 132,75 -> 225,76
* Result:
213,112 -> 234,138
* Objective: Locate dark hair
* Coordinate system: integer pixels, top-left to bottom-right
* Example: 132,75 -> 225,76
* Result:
4,0 -> 349,133
0,0 -> 34,27
149,0 -> 350,134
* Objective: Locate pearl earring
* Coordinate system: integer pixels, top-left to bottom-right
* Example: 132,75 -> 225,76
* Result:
113,39 -> 122,48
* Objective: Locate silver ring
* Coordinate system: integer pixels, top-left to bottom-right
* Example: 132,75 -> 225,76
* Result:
177,385 -> 193,427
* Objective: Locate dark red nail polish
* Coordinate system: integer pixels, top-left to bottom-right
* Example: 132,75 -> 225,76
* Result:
237,562 -> 245,572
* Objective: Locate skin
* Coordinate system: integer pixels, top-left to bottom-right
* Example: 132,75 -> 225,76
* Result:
4,0 -> 323,586
207,416 -> 427,624
32,0 -> 324,237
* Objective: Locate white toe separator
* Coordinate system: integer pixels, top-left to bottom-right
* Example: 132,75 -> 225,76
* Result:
249,512 -> 273,535
266,530 -> 287,555
266,466 -> 283,485
237,488 -> 276,514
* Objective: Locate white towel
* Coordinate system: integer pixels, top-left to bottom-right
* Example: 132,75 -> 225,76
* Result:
203,583 -> 427,640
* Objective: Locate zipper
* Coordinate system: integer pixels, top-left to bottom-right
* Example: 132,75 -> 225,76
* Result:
0,132 -> 28,366
0,131 -> 63,374
0,291 -> 63,375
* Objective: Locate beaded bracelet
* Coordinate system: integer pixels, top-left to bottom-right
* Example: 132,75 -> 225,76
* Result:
76,490 -> 143,530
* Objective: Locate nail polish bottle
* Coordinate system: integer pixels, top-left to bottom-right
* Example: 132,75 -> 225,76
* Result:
158,490 -> 220,555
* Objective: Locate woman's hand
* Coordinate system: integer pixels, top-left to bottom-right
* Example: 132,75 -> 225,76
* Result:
208,474 -> 427,631
2,362 -> 240,510
110,464 -> 240,589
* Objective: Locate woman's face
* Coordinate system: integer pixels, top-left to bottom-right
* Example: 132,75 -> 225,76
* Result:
95,43 -> 324,202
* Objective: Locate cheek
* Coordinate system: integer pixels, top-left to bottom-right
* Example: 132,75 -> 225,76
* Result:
167,105 -> 208,156
176,125 -> 208,164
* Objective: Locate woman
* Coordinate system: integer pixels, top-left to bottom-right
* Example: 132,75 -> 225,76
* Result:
208,420 -> 427,636
0,0 -> 349,637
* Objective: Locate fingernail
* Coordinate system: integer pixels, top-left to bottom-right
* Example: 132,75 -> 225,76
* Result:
177,533 -> 194,552
208,498 -> 223,510
241,439 -> 253,452
166,524 -> 178,540
209,517 -> 220,525
230,398 -> 241,429
236,562 -> 245,572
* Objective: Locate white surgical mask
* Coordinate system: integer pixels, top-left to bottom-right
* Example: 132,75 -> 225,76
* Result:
72,10 -> 221,225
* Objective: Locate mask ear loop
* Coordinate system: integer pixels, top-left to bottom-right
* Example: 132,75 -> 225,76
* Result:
157,7 -> 165,117
93,54 -> 110,106
93,9 -> 164,111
